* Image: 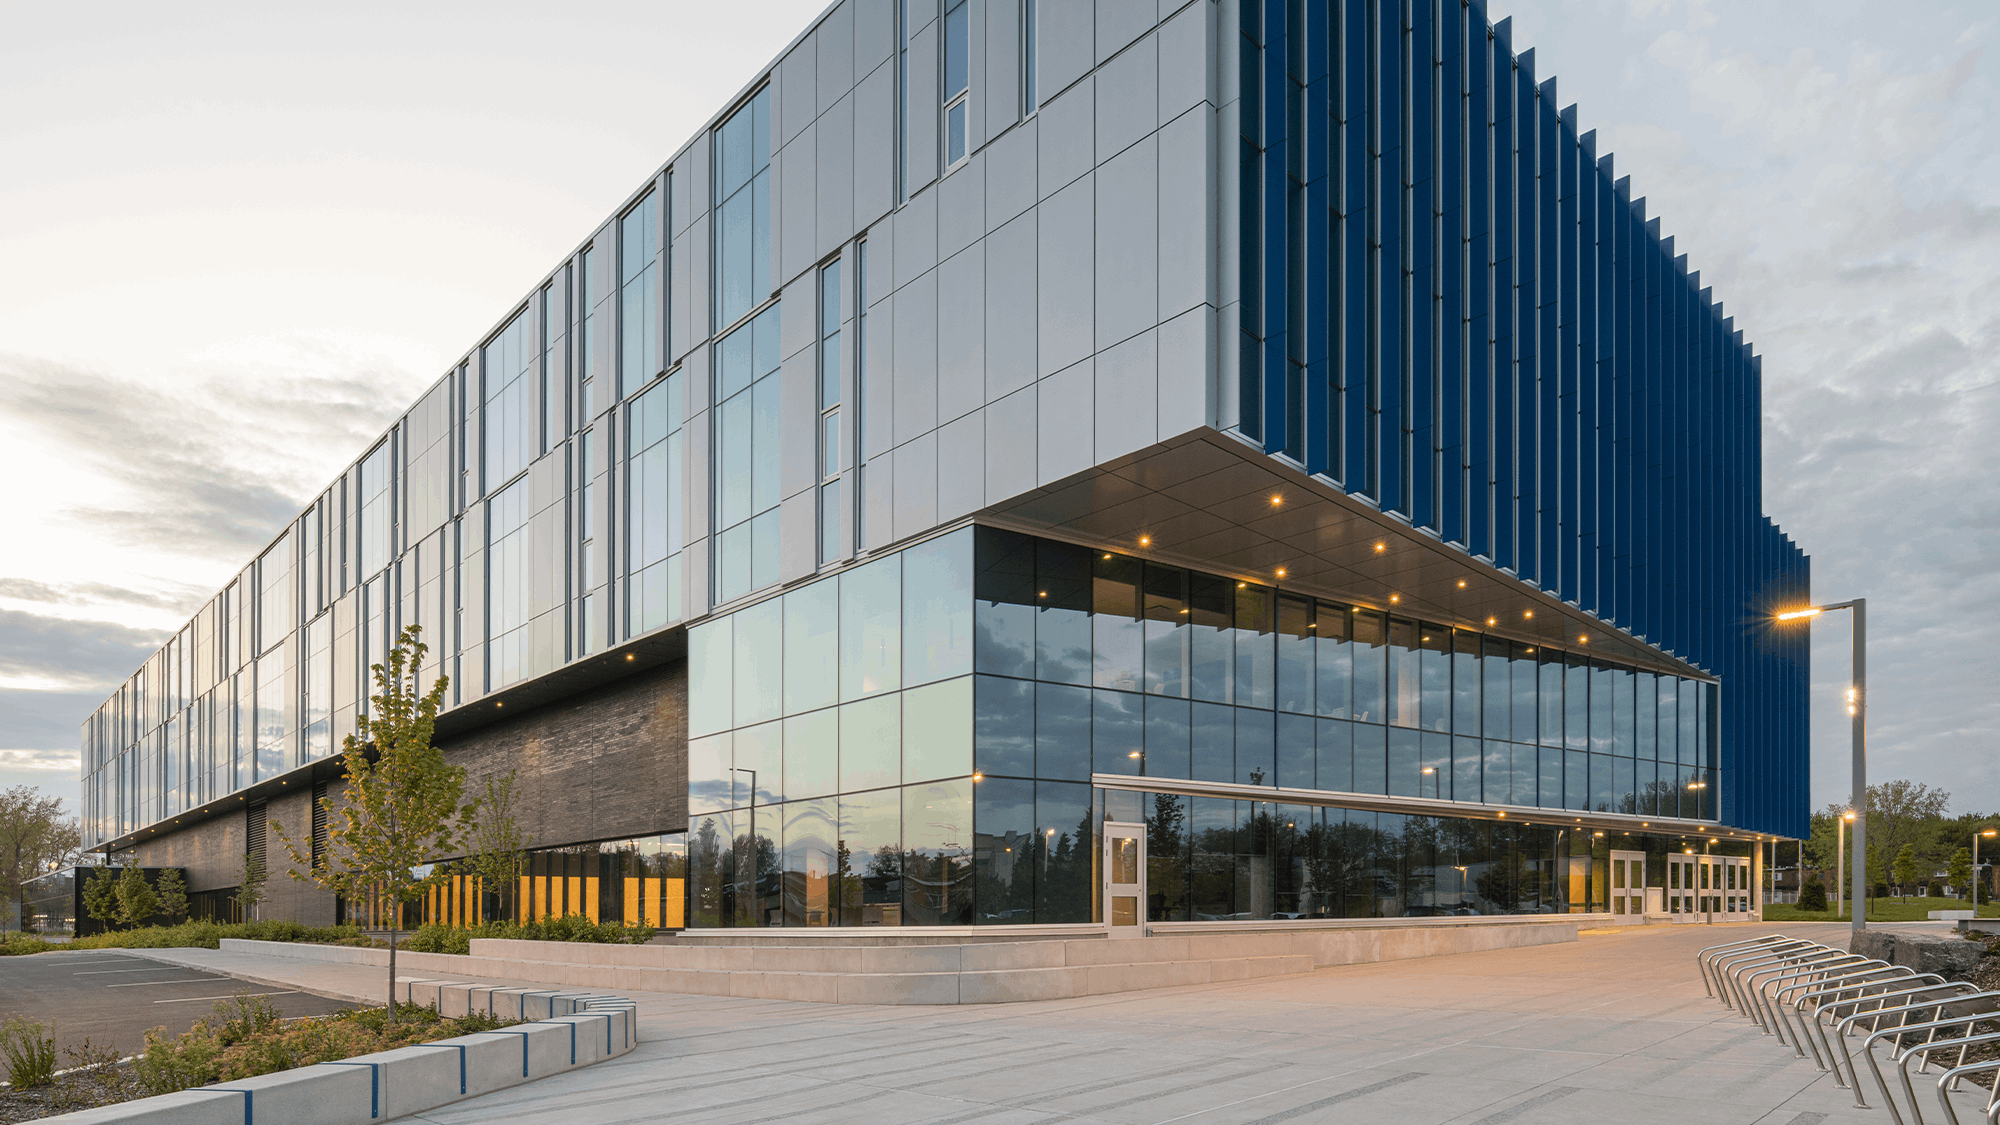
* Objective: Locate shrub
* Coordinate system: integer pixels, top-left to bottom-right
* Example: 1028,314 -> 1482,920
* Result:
1,919 -> 375,956
135,995 -> 519,1097
1927,879 -> 1946,899
0,1016 -> 59,1089
398,914 -> 654,954
1797,879 -> 1828,912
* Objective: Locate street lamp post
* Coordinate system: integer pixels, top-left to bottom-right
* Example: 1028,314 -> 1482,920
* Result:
1836,810 -> 1854,919
1777,598 -> 1867,937
1976,827 -> 1997,911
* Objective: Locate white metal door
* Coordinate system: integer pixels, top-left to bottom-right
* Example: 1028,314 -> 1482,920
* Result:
1102,821 -> 1146,938
1608,850 -> 1647,918
1668,855 -> 1698,920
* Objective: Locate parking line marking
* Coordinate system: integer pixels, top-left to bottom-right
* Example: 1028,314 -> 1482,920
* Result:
75,967 -> 198,975
154,991 -> 298,1004
105,978 -> 229,987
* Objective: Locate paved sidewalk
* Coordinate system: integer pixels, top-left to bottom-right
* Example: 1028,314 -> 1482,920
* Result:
133,923 -> 1998,1124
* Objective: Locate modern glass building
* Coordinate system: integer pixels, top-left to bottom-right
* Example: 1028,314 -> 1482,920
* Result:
82,0 -> 1807,931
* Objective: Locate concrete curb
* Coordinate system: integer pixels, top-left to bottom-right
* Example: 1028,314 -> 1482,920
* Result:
34,980 -> 639,1124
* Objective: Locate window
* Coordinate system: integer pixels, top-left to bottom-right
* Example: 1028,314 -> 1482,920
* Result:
578,428 -> 604,656
484,305 -> 536,490
819,260 -> 842,566
944,0 -> 971,166
620,190 -> 662,399
853,240 -> 869,551
487,478 -> 533,690
358,441 -> 391,579
627,371 -> 685,635
714,89 -> 771,331
714,303 -> 782,602
579,247 -> 597,427
256,530 -> 294,656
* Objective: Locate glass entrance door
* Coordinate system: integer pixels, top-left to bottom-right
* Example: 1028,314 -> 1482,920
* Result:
1608,850 -> 1647,918
1668,854 -> 1697,919
1102,821 -> 1146,939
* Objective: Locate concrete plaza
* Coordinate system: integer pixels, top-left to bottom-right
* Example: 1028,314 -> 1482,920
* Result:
126,921 -> 1996,1124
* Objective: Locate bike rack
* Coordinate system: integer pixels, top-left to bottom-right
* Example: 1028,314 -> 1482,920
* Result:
1746,951 -> 1874,1038
1697,934 -> 1795,998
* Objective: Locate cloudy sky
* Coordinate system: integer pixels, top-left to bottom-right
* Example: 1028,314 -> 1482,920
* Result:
1,0 -> 1993,825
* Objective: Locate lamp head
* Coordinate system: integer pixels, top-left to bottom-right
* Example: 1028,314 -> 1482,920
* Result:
1775,606 -> 1823,621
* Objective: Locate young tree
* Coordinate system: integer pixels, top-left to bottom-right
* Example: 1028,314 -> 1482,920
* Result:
235,848 -> 267,922
1797,878 -> 1828,912
272,625 -> 469,1022
115,863 -> 159,927
457,770 -> 529,925
1892,844 -> 1919,902
1947,848 -> 1973,902
0,785 -> 82,908
81,866 -> 120,930
153,868 -> 189,923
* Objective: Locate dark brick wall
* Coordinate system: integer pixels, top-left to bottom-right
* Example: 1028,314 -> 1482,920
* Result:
443,660 -> 688,852
125,659 -> 686,924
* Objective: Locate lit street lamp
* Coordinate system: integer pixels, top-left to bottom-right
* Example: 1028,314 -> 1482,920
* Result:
1777,598 -> 1867,937
1976,827 -> 1998,910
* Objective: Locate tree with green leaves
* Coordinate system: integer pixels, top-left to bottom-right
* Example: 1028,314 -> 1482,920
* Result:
0,785 -> 81,909
153,868 -> 188,922
272,625 -> 470,1023
235,847 -> 266,921
81,866 -> 120,931
1948,848 -> 1973,901
1892,844 -> 1919,902
115,863 -> 158,926
1797,878 -> 1828,912
457,770 -> 528,925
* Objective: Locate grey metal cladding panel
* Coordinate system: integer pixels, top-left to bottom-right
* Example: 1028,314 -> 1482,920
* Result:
1095,27 -> 1158,160
671,145 -> 695,233
1156,304 -> 1213,436
1157,108 -> 1209,321
776,346 -> 816,508
985,0 -> 1022,139
854,63 -> 897,228
862,268 -> 895,461
937,408 -> 985,520
686,129 -> 713,225
1039,0 -> 1094,97
984,210 -> 1037,401
686,535 -> 711,617
939,153 -> 985,260
894,184 -> 939,290
937,241 -> 986,424
687,214 -> 712,350
1094,326 -> 1158,462
966,0 -> 988,157
817,1 -> 856,114
985,383 -> 1037,505
906,21 -> 941,196
854,0 -> 894,76
1037,358 -> 1094,485
780,127 -> 819,287
1157,1 -> 1209,125
1097,0 -> 1156,63
893,267 -> 939,444
1037,76 -> 1094,200
781,271 -> 815,362
1037,174 -> 1095,377
817,94 -> 856,260
779,490 -> 817,586
671,221 -> 694,363
862,451 -> 895,550
893,430 -> 939,540
1094,134 -> 1157,350
685,338 -> 714,416
780,35 -> 817,145
985,116 -> 1037,231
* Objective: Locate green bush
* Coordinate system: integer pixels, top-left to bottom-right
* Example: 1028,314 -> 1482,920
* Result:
399,914 -> 654,955
0,920 -> 374,957
1797,879 -> 1828,911
1,1016 -> 59,1089
136,996 -> 518,1096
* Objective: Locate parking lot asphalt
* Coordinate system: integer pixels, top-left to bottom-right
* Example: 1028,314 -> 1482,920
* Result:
0,948 -> 357,1058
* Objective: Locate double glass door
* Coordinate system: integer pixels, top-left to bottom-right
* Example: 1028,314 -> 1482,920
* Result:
1667,854 -> 1752,920
1608,850 -> 1647,917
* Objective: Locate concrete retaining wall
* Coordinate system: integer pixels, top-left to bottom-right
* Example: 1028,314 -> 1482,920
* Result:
201,915 -> 1584,1006
37,987 -> 637,1125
